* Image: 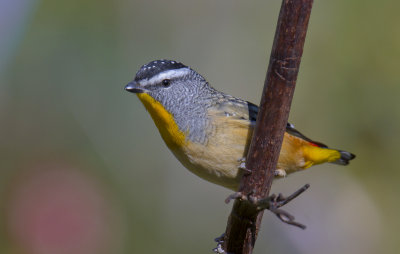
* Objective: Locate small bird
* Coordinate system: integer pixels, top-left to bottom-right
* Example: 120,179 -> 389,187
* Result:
125,60 -> 355,190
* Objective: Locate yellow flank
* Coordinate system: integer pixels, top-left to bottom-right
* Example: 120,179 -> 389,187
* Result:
301,145 -> 341,169
136,93 -> 187,149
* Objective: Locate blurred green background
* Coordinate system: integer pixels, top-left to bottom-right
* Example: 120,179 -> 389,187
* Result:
1,0 -> 399,253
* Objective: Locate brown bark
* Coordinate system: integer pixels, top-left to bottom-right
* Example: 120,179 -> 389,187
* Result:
222,0 -> 314,253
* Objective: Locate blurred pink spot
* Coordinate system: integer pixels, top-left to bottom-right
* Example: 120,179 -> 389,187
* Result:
6,166 -> 113,254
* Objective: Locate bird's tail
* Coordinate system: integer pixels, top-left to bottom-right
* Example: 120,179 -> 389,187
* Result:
330,150 -> 356,165
302,145 -> 356,168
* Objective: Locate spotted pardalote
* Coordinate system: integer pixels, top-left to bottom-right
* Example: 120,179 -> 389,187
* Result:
125,60 -> 355,190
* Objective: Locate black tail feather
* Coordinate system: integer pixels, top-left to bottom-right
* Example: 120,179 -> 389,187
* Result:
331,150 -> 356,165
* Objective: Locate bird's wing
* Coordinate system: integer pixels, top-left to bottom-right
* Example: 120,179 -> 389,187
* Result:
210,97 -> 257,124
212,98 -> 328,148
284,122 -> 328,148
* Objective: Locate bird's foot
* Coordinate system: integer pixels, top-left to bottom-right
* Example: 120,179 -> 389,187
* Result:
225,184 -> 310,229
274,168 -> 287,177
213,233 -> 232,254
237,157 -> 251,174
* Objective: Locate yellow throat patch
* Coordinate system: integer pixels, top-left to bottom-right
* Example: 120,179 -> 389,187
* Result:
136,93 -> 187,149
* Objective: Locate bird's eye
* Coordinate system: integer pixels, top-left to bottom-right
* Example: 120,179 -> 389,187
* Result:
162,79 -> 171,87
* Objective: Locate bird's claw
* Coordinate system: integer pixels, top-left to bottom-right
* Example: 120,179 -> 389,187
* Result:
212,242 -> 226,254
237,157 -> 252,174
225,190 -> 256,204
224,184 -> 310,229
213,233 -> 232,254
274,169 -> 287,177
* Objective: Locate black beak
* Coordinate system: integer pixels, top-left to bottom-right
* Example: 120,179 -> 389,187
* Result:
125,81 -> 147,93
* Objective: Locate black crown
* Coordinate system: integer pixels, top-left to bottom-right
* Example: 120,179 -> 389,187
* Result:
135,60 -> 187,81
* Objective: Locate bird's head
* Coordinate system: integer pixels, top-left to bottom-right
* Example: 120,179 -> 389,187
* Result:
125,60 -> 211,111
125,60 -> 216,144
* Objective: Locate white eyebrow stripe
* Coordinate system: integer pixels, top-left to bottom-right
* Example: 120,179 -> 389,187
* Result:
141,68 -> 191,85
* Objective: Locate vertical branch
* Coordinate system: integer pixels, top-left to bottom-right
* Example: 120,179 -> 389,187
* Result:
222,0 -> 313,253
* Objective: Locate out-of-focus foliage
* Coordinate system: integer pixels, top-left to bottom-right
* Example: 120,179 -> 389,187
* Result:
1,0 -> 399,253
